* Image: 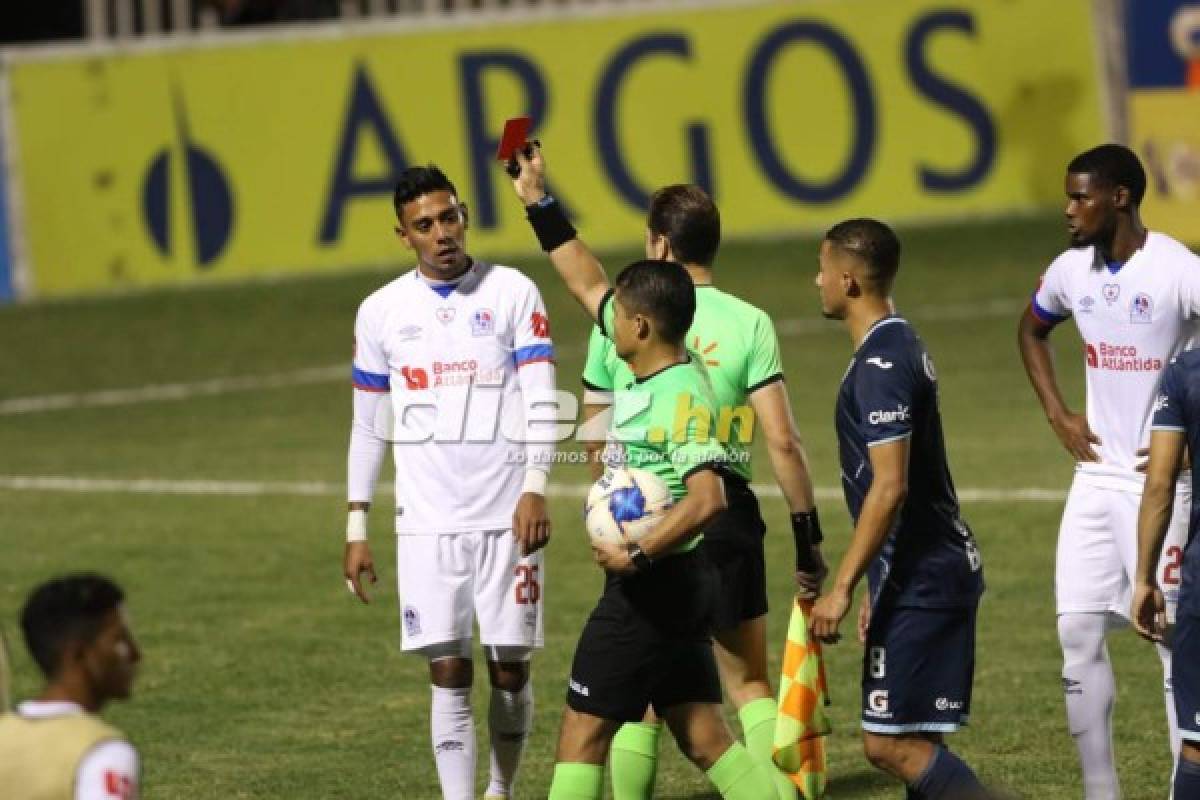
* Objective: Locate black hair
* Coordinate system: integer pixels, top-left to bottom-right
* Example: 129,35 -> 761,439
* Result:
613,259 -> 696,343
824,218 -> 901,288
392,165 -> 458,217
1067,144 -> 1147,206
20,574 -> 124,679
647,185 -> 721,267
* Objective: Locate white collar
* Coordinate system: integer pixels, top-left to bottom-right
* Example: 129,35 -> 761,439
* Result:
16,700 -> 85,718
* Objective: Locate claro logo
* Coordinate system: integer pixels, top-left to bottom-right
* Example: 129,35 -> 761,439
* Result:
868,405 -> 910,425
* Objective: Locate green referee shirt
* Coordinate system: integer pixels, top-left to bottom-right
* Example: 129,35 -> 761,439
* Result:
584,284 -> 784,482
593,291 -> 733,552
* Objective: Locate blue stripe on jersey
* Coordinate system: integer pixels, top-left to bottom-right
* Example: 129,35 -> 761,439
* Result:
429,284 -> 455,298
352,366 -> 390,390
1030,293 -> 1069,325
514,344 -> 554,366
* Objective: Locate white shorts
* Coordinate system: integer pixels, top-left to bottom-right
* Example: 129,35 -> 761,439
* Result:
395,530 -> 544,653
1055,473 -> 1189,622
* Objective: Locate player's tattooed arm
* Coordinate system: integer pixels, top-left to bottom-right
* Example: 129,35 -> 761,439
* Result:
1017,306 -> 1100,462
508,144 -> 611,322
1133,429 -> 1186,642
810,438 -> 909,644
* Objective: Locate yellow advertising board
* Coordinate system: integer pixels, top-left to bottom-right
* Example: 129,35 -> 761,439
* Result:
3,0 -> 1103,298
1125,3 -> 1200,244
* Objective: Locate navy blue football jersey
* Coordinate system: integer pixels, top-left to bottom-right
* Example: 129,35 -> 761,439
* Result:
835,316 -> 984,608
1150,348 -> 1200,618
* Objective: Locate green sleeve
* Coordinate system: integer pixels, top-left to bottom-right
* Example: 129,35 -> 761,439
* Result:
665,398 -> 729,483
746,310 -> 784,393
596,288 -> 616,341
581,325 -> 616,391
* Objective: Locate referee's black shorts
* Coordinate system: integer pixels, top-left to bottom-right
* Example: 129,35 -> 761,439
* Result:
564,548 -> 723,722
701,475 -> 769,632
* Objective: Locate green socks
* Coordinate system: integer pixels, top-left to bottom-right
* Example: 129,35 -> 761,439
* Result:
548,762 -> 605,800
609,721 -> 662,799
707,740 -> 779,800
739,698 -> 797,799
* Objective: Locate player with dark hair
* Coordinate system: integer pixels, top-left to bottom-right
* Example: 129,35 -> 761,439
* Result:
343,163 -> 556,799
507,145 -> 777,800
580,181 -> 823,799
1018,143 -> 1200,797
0,574 -> 141,799
1134,348 -> 1200,798
809,218 -> 988,799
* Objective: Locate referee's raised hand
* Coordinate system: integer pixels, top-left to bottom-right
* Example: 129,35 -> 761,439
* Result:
509,142 -> 547,206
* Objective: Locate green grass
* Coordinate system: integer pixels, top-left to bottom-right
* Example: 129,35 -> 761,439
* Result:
0,214 -> 1179,797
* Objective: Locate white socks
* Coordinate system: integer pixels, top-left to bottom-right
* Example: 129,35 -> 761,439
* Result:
1059,613 -> 1119,800
431,686 -> 476,800
485,683 -> 534,798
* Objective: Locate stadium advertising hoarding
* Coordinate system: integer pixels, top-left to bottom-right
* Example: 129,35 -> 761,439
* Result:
1,0 -> 1103,300
1127,1 -> 1200,244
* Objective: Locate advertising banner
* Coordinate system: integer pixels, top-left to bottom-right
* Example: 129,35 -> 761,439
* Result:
2,0 -> 1104,299
1127,1 -> 1200,244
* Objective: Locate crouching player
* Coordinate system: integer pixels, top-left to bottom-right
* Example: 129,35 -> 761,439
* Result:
507,145 -> 778,799
1133,349 -> 1200,796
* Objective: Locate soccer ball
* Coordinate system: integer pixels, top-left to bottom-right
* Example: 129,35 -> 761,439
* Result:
584,467 -> 674,546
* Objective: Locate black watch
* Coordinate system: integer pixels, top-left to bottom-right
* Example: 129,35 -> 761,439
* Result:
627,543 -> 653,573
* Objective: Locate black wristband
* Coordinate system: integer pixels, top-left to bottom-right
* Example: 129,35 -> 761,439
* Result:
525,196 -> 577,252
791,509 -> 823,572
627,543 -> 653,573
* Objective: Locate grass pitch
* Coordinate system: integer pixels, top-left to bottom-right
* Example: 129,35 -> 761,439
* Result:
0,215 -> 1179,797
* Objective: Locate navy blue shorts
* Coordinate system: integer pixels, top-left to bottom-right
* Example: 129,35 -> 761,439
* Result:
861,602 -> 977,734
1174,612 -> 1200,745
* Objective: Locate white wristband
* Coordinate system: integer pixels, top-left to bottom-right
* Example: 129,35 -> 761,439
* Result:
346,509 -> 368,543
521,469 -> 548,496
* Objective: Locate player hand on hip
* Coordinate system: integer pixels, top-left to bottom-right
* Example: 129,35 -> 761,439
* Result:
509,142 -> 548,206
513,492 -> 552,556
810,587 -> 851,644
1131,580 -> 1168,643
1049,410 -> 1101,462
343,541 -> 377,604
591,539 -> 634,575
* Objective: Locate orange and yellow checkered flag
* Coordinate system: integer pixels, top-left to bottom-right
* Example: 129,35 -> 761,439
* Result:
773,596 -> 831,800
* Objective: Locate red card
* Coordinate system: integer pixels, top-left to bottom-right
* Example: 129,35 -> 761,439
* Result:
496,116 -> 533,161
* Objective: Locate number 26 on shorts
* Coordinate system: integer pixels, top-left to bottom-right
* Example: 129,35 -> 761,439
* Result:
514,565 -> 541,605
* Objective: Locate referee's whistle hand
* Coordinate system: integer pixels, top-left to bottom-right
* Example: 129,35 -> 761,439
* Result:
343,541 -> 377,605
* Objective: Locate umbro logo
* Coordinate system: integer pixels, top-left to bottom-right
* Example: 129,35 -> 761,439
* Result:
866,357 -> 893,370
1063,678 -> 1082,696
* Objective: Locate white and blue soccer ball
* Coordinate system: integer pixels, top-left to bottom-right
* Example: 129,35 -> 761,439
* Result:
584,466 -> 674,546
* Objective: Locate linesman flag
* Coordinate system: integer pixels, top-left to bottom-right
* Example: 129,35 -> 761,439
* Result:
773,596 -> 831,799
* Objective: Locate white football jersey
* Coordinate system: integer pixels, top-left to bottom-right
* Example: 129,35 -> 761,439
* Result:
1033,231 -> 1200,483
353,261 -> 555,534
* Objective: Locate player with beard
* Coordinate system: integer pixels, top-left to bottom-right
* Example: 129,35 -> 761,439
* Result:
1018,143 -> 1200,798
